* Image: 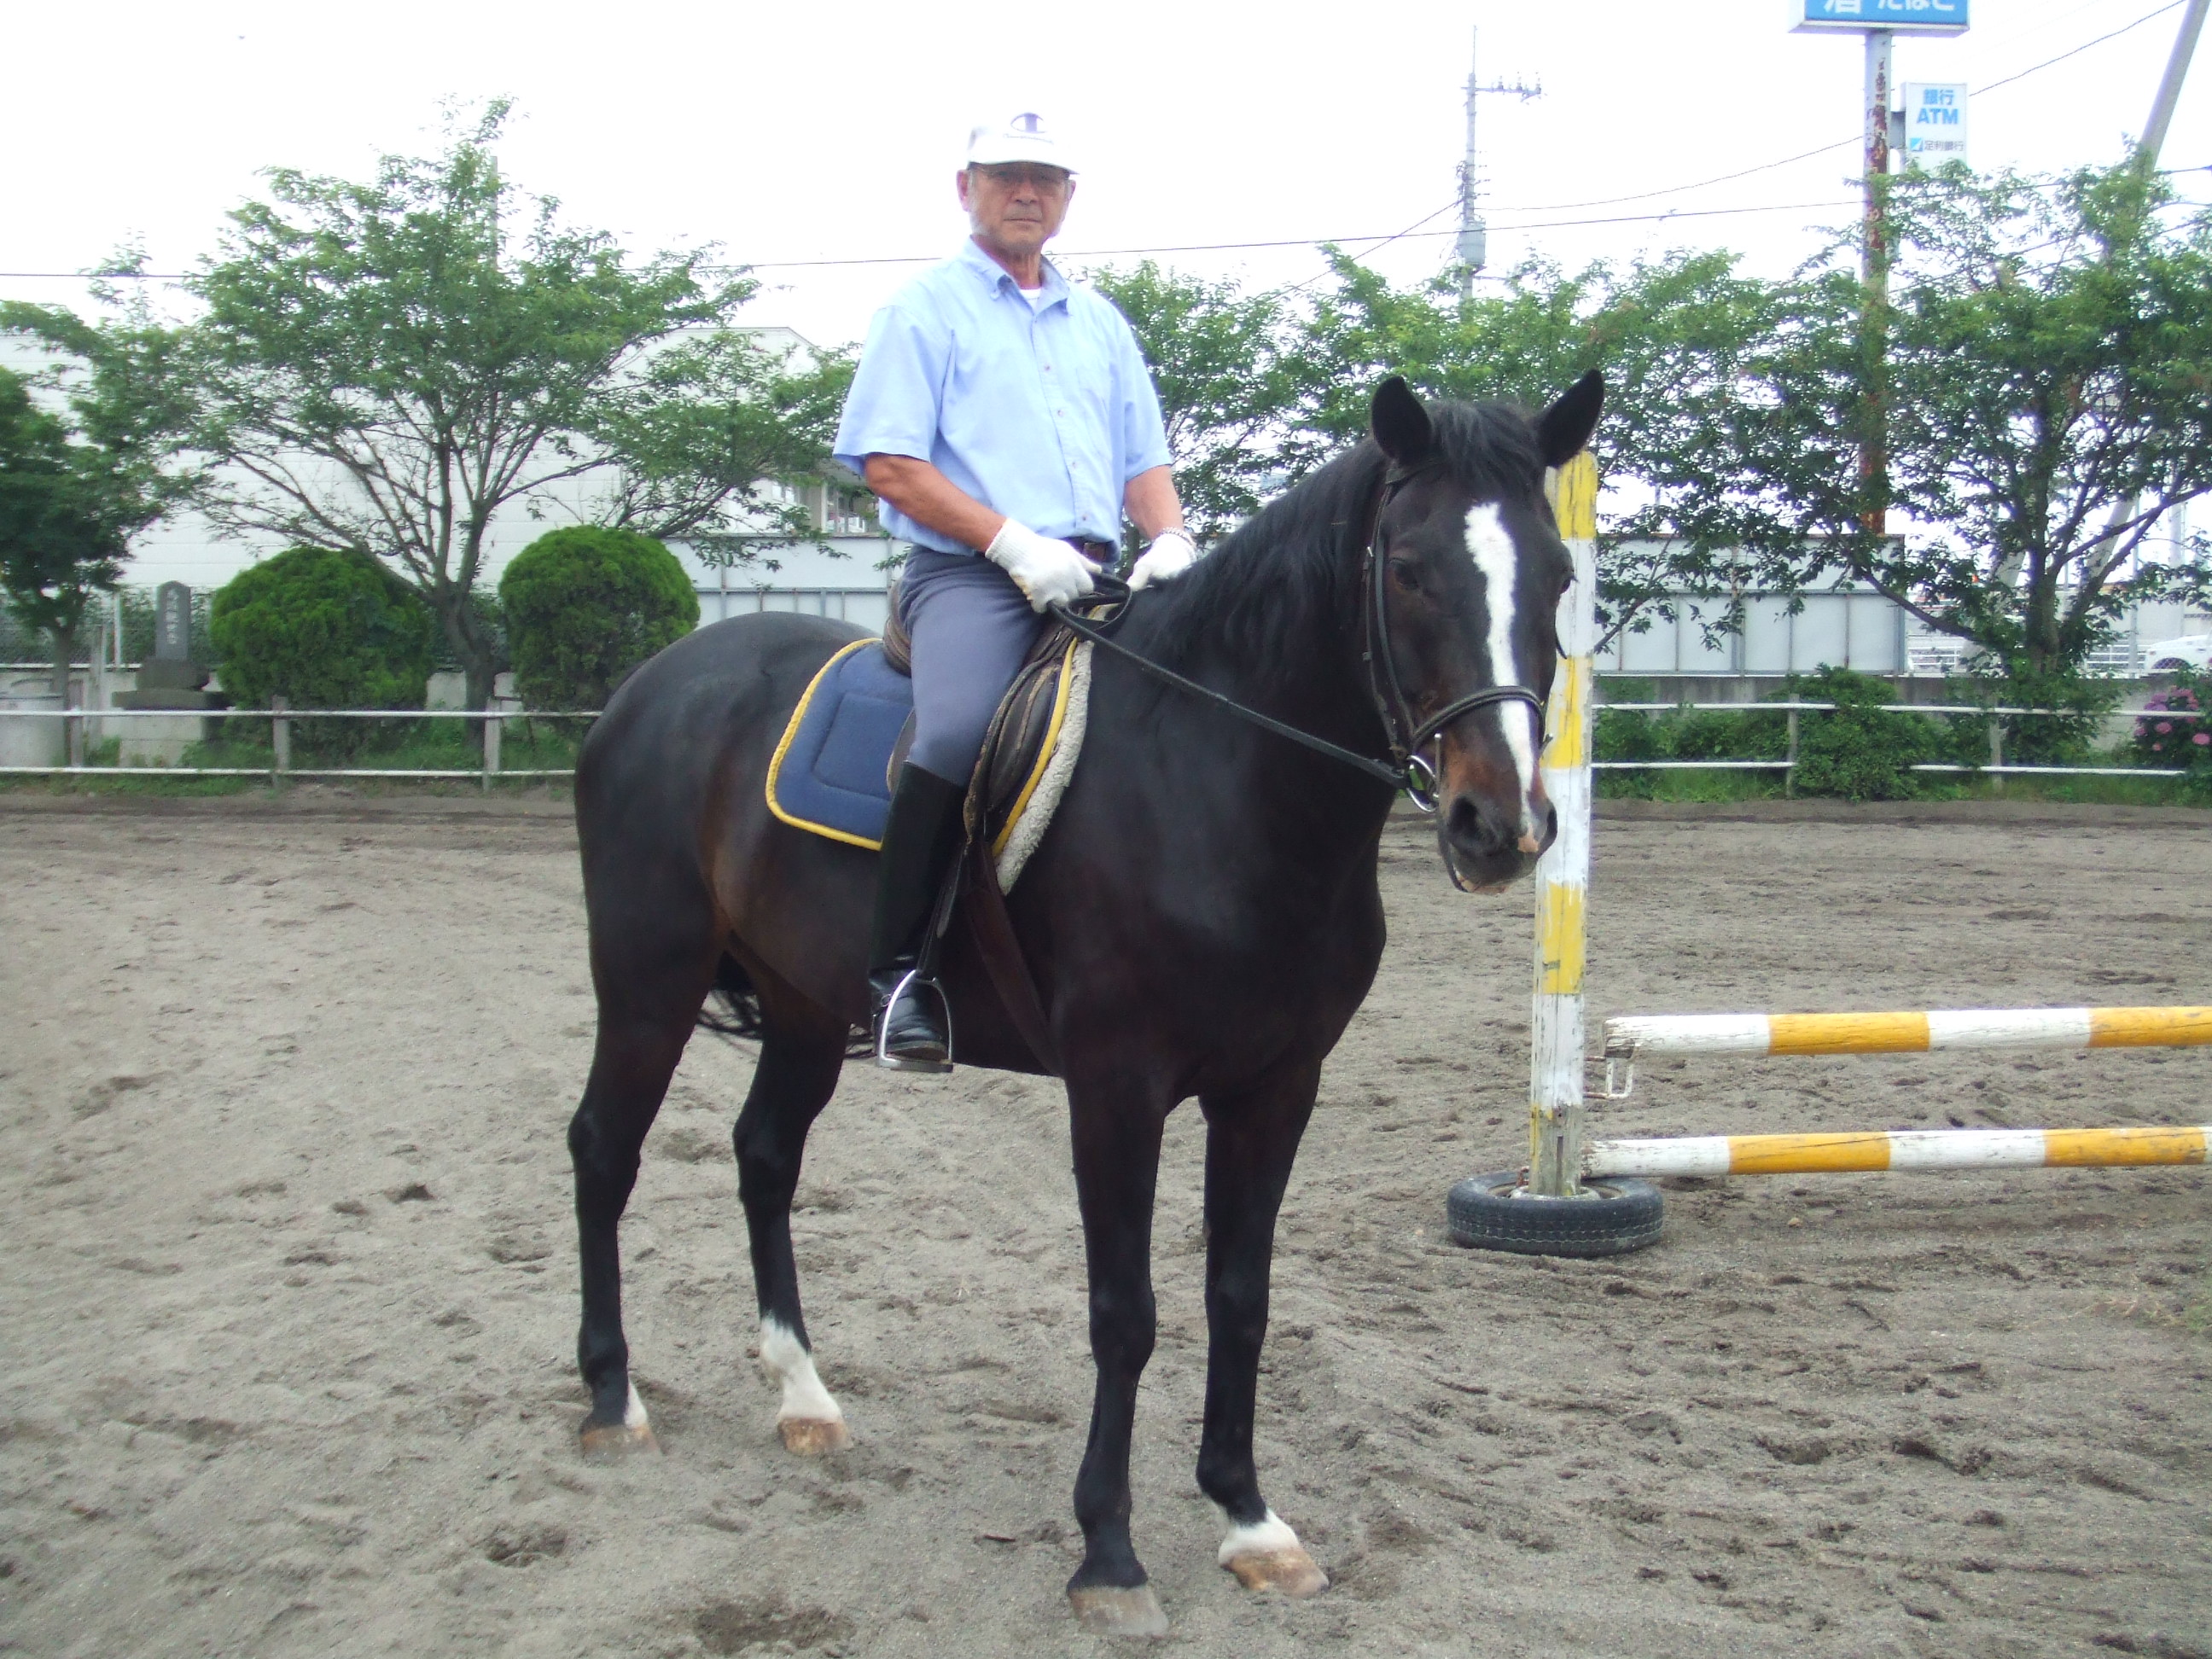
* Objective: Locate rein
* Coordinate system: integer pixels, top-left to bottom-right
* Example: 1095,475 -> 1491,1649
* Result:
1050,586 -> 1411,790
1048,457 -> 1545,810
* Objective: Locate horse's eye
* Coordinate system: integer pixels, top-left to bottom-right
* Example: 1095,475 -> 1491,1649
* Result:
1388,559 -> 1421,593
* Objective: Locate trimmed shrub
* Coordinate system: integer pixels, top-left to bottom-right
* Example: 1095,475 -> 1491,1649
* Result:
1784,667 -> 1940,800
208,548 -> 437,755
498,527 -> 698,710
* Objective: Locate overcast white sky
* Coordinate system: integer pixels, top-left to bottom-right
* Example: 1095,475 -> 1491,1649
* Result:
6,0 -> 2205,346
3,1 -> 2206,585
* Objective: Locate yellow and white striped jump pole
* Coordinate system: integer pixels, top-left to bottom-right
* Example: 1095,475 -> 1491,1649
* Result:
1586,1124 -> 2210,1179
1529,452 -> 1599,1196
1592,1004 -> 2211,1179
1604,1005 -> 2212,1061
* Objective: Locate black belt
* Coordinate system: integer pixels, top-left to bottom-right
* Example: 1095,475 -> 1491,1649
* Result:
917,538 -> 1118,562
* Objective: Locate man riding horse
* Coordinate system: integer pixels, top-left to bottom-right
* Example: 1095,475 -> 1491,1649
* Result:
832,110 -> 1198,1073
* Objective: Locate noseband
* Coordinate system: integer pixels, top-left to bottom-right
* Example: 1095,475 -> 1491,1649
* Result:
1047,455 -> 1547,809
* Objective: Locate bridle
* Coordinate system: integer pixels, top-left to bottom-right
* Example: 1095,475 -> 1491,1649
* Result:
1049,452 -> 1547,814
1359,457 -> 1547,812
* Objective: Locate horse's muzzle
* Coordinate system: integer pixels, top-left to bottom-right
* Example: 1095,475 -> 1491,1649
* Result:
1438,784 -> 1556,892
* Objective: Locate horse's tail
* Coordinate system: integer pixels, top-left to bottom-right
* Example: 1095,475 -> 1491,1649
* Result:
696,953 -> 768,1041
696,951 -> 876,1058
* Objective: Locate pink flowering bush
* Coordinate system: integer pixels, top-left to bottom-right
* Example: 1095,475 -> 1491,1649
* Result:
2133,665 -> 2212,800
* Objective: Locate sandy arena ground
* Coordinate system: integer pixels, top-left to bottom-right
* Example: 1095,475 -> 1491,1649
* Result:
2,793 -> 2209,1658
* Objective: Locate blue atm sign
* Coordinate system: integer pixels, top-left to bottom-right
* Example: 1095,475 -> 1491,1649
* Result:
1796,0 -> 1969,32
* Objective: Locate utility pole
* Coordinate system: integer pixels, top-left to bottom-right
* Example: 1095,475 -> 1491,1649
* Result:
2141,0 -> 2210,166
1860,28 -> 1895,535
1453,27 -> 1540,300
2094,0 -> 2208,583
1796,4 -> 1970,535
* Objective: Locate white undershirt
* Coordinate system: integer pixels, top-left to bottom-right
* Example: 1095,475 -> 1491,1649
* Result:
1020,286 -> 1051,311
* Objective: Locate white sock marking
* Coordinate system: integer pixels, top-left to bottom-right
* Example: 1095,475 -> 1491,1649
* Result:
1218,1507 -> 1301,1565
622,1379 -> 649,1429
1463,503 -> 1540,830
759,1317 -> 844,1425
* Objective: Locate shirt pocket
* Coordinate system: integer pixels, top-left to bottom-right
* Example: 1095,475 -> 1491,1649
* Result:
1058,312 -> 1118,438
942,319 -> 1048,452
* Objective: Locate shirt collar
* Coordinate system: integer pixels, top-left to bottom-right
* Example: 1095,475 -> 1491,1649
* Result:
957,236 -> 1069,309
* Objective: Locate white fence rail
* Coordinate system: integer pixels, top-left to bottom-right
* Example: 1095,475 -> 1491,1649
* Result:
1,699 -> 2203,788
1594,700 -> 2203,783
0,706 -> 597,788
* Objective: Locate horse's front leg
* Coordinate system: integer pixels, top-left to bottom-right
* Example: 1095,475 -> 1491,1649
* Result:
1063,1069 -> 1172,1638
1196,1058 -> 1329,1597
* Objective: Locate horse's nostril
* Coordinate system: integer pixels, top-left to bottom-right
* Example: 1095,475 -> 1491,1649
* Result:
1447,795 -> 1484,847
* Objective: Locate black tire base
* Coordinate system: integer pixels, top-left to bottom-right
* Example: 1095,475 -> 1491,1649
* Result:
1446,1171 -> 1664,1258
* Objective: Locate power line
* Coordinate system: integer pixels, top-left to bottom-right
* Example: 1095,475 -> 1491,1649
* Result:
0,199 -> 1876,284
1973,0 -> 2186,96
1474,0 -> 2191,217
0,4 -> 2194,289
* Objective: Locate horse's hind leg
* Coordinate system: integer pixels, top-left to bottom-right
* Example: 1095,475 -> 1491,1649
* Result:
1196,1059 -> 1329,1598
568,934 -> 718,1460
731,993 -> 851,1454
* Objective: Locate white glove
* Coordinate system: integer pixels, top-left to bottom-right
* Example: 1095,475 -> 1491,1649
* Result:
984,519 -> 1098,612
1128,527 -> 1199,591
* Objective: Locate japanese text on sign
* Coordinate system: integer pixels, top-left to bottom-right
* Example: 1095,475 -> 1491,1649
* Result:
1796,0 -> 1970,34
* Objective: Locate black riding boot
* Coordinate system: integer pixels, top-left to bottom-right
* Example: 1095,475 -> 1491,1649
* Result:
867,764 -> 968,1072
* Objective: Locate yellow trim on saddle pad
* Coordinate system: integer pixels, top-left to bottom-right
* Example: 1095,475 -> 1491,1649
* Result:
764,639 -> 886,851
990,641 -> 1081,860
764,637 -> 1086,859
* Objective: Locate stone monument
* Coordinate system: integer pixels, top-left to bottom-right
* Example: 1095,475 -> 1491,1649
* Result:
117,581 -> 230,763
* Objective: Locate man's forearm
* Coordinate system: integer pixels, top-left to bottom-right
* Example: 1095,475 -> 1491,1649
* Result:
863,454 -> 1006,551
1124,466 -> 1185,542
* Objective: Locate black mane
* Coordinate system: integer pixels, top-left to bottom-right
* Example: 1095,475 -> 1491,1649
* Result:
1138,399 -> 1547,670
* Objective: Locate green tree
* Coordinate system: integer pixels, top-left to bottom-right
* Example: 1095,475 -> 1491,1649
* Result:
498,526 -> 697,709
184,103 -> 830,708
1092,249 -> 1793,643
587,327 -> 853,547
1301,249 -> 1804,647
208,547 -> 437,754
0,276 -> 199,693
0,370 -> 125,695
1083,261 -> 1312,538
1730,164 -> 2212,680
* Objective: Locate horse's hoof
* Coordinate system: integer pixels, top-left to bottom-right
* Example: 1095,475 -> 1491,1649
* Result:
777,1416 -> 851,1456
1225,1545 -> 1329,1597
1067,1584 -> 1168,1638
579,1421 -> 661,1462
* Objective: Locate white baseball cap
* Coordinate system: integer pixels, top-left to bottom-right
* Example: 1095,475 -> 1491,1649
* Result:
965,111 -> 1077,173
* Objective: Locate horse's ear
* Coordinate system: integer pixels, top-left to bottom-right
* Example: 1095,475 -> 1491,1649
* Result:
1370,376 -> 1435,466
1536,369 -> 1604,468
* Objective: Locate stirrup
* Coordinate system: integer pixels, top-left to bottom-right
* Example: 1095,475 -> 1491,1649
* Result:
875,967 -> 953,1074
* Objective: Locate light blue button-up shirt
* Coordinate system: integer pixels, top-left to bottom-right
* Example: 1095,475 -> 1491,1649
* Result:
833,238 -> 1172,554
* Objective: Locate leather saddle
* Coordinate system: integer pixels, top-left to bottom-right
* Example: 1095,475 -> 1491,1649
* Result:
765,588 -> 1080,859
883,580 -> 1076,838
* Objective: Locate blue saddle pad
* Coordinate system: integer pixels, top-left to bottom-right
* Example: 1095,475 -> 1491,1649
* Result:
765,640 -> 912,849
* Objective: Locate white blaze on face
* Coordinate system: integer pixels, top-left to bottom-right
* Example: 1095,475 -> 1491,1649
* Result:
1462,502 -> 1540,826
759,1317 -> 845,1428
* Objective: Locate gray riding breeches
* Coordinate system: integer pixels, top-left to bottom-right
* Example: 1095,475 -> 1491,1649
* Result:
898,547 -> 1045,783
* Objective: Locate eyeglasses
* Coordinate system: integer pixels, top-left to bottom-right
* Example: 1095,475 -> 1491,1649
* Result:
971,164 -> 1070,193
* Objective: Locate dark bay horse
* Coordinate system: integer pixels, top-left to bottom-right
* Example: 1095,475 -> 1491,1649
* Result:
566,372 -> 1604,1636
